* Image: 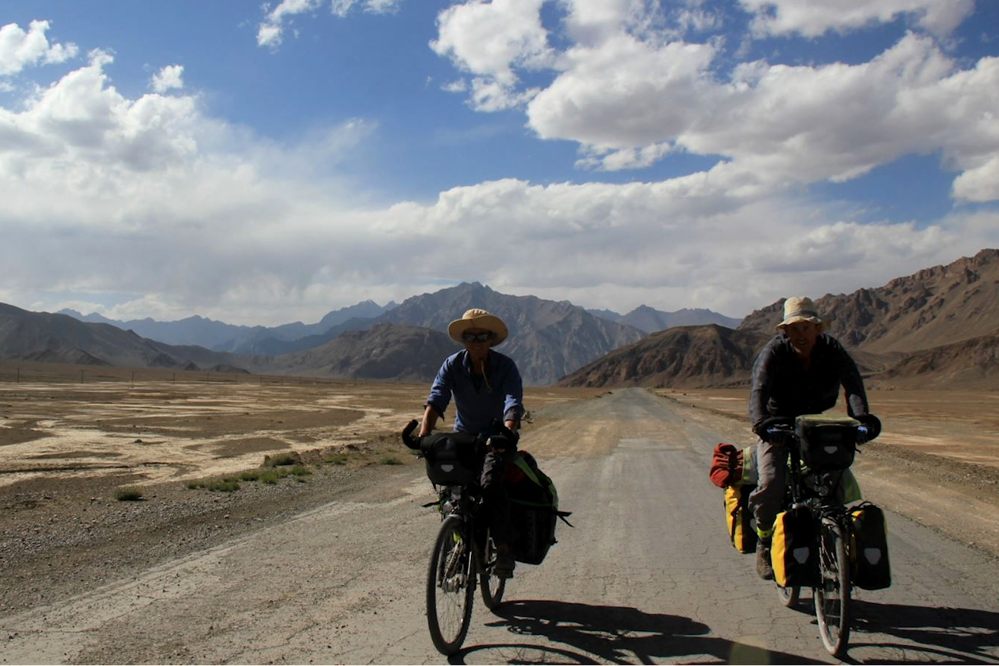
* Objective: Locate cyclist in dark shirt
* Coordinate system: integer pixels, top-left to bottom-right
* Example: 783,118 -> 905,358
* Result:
419,308 -> 525,578
748,297 -> 879,580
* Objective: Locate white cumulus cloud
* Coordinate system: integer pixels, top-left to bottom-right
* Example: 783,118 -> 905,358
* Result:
150,64 -> 184,93
739,0 -> 975,38
0,19 -> 78,76
258,0 -> 402,48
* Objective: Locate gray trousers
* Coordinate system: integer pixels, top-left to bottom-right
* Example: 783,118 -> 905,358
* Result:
748,438 -> 788,540
480,448 -> 512,547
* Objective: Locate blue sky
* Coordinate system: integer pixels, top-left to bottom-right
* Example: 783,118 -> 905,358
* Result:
2,0 -> 997,325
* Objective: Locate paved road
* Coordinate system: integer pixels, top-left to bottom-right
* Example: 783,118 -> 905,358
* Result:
3,388 -> 997,663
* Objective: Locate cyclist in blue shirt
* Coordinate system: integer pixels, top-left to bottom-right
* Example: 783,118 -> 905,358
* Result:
419,308 -> 525,577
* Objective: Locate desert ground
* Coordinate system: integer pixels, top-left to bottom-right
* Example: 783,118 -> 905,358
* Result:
1,361 -> 998,663
0,362 -> 605,617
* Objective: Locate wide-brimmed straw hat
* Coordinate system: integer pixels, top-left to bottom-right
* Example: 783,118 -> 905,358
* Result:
777,296 -> 823,331
447,308 -> 508,346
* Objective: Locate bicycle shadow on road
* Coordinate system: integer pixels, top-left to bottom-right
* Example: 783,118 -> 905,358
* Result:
846,600 -> 999,664
454,599 -> 821,664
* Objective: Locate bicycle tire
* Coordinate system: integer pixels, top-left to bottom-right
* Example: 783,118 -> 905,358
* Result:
776,584 -> 800,608
479,531 -> 506,610
814,516 -> 851,657
426,515 -> 475,655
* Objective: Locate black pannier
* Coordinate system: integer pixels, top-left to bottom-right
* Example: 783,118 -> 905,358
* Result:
795,415 -> 859,471
851,503 -> 892,590
419,431 -> 482,486
772,506 -> 821,588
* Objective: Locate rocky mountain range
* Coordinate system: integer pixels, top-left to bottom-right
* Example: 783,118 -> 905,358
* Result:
3,283 -> 645,385
589,305 -> 741,332
363,282 -> 646,384
5,250 -> 996,388
0,303 -> 239,371
561,249 -> 999,389
59,300 -> 394,354
271,324 -> 458,382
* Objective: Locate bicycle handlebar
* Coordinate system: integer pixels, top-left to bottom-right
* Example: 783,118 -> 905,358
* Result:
763,420 -> 874,445
401,419 -> 421,450
400,419 -> 520,453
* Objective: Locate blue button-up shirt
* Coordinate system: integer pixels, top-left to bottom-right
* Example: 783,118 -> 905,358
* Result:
426,349 -> 525,435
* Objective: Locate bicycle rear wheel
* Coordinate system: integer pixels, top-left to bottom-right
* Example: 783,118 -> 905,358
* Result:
814,517 -> 851,657
426,515 -> 475,655
479,531 -> 506,611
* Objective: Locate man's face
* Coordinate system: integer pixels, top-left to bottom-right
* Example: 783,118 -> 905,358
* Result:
783,320 -> 819,358
462,328 -> 493,361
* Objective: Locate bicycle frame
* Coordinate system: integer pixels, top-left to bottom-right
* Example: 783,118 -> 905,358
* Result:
401,420 -> 509,655
772,423 -> 863,658
434,484 -> 491,569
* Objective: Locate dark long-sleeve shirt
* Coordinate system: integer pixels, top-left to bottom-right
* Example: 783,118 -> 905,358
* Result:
426,349 -> 524,435
749,333 -> 869,433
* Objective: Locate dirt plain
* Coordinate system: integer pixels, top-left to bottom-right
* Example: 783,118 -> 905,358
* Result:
1,361 -> 997,627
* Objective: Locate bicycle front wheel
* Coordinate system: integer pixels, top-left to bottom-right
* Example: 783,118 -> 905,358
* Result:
426,515 -> 475,655
777,584 -> 800,608
479,531 -> 506,611
814,516 -> 851,657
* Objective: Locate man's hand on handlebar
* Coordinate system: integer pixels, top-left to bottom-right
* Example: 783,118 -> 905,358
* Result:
856,413 -> 882,443
756,416 -> 795,446
486,420 -> 519,453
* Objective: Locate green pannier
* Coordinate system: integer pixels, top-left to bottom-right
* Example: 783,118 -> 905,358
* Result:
506,451 -> 560,565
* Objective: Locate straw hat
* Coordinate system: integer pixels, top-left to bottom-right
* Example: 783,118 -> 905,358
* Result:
777,296 -> 823,330
447,308 -> 508,346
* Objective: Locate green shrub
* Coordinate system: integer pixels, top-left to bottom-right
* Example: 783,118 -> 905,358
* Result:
259,469 -> 285,484
324,453 -> 348,465
210,478 -> 241,492
379,456 -> 403,466
114,486 -> 144,501
263,451 -> 302,467
187,477 -> 240,492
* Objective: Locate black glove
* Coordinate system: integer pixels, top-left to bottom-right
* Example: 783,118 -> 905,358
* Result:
756,416 -> 794,446
856,414 -> 882,442
487,420 -> 519,452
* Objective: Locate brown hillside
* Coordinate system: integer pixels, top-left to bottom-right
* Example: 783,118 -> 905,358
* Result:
877,332 -> 999,389
559,325 -> 766,388
0,303 -> 247,371
271,323 -> 457,382
571,249 -> 999,389
740,249 -> 999,353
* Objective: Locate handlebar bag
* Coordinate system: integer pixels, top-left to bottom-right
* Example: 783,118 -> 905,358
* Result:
724,484 -> 758,554
420,432 -> 482,486
795,415 -> 860,471
772,506 -> 821,588
850,503 -> 892,590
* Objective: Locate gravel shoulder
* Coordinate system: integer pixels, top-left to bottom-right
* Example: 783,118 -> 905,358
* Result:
0,433 -> 417,617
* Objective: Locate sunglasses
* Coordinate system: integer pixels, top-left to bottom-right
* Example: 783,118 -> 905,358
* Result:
462,331 -> 494,343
